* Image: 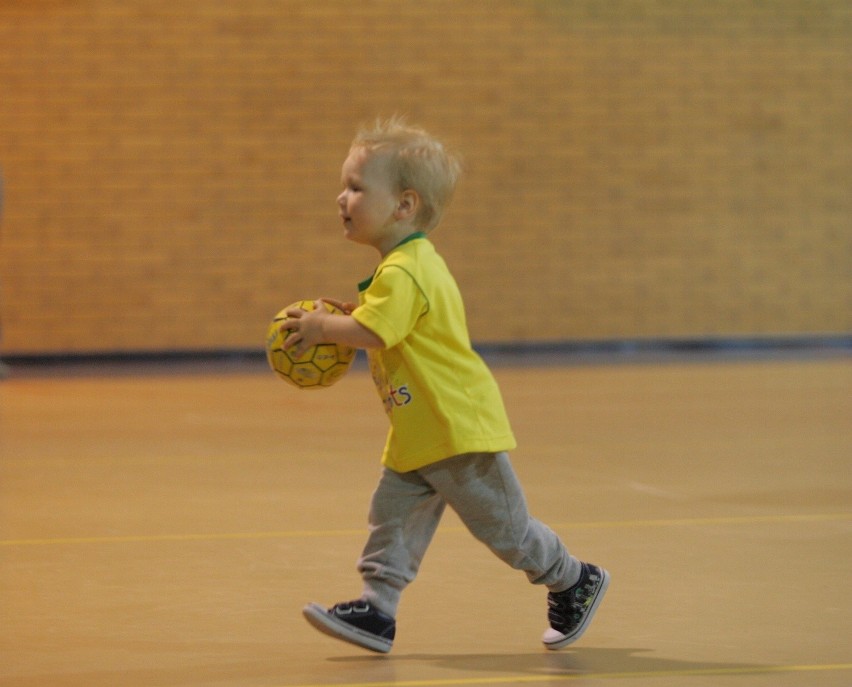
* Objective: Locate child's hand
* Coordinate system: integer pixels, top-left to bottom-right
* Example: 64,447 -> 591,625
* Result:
280,298 -> 381,353
320,297 -> 357,315
280,301 -> 331,357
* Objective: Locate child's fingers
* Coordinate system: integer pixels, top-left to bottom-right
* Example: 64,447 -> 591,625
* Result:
319,297 -> 356,315
282,318 -> 301,333
283,331 -> 308,357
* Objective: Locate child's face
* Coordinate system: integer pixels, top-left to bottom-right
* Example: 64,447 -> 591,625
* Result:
337,147 -> 401,252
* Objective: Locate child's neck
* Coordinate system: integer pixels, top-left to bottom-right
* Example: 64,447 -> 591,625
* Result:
377,225 -> 421,257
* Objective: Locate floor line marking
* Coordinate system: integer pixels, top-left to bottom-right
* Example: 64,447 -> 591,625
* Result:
1,512 -> 849,547
553,511 -> 852,530
281,662 -> 852,687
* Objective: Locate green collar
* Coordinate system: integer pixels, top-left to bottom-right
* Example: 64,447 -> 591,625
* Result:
358,232 -> 427,291
394,231 -> 426,248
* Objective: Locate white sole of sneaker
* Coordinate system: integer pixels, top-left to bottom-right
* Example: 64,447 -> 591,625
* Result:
542,568 -> 610,650
302,602 -> 393,654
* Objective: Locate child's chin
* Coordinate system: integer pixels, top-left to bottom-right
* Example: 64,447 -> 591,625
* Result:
344,230 -> 368,246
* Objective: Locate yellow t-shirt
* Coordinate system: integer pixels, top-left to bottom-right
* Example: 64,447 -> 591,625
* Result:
351,233 -> 516,472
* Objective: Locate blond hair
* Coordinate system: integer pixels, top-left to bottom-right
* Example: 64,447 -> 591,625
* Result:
351,116 -> 462,232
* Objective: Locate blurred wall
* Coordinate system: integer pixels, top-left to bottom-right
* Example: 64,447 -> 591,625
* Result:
0,1 -> 849,355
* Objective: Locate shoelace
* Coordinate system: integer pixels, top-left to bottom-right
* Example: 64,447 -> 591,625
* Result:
333,600 -> 371,615
551,573 -> 600,622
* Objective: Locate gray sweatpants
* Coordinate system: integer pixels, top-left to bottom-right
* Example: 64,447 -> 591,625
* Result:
357,451 -> 581,617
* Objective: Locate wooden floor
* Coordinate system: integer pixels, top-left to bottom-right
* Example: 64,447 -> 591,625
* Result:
1,353 -> 850,686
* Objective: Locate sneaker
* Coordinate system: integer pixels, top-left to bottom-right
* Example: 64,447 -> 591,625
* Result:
303,599 -> 395,653
542,562 -> 610,650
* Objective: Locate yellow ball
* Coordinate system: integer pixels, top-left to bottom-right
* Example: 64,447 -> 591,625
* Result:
265,300 -> 357,389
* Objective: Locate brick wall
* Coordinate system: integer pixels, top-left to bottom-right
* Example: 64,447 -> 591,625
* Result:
1,1 -> 849,354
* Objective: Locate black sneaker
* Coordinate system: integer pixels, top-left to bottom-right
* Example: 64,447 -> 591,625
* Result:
303,600 -> 395,653
542,562 -> 610,650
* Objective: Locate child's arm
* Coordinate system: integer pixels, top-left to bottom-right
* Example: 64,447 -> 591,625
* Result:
281,299 -> 383,355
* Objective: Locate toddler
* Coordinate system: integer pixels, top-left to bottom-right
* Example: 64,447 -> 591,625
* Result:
281,117 -> 609,653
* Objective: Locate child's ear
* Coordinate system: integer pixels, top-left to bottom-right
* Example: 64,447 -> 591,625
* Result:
395,189 -> 419,220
